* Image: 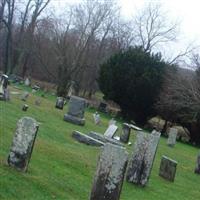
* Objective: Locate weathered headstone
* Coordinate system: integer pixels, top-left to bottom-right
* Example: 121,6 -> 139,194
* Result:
22,104 -> 29,111
90,143 -> 128,200
0,74 -> 9,100
64,96 -> 86,125
104,124 -> 118,138
7,117 -> 39,171
21,92 -> 29,101
55,97 -> 65,110
126,131 -> 161,186
93,112 -> 101,125
167,128 -> 178,147
24,78 -> 30,86
98,102 -> 107,113
120,123 -> 131,143
194,152 -> 200,174
159,155 -> 177,182
4,88 -> 10,101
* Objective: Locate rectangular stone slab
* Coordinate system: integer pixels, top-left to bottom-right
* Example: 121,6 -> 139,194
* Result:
90,143 -> 128,200
126,131 -> 160,186
167,128 -> 178,147
64,114 -> 85,126
7,117 -> 39,171
159,155 -> 177,182
104,124 -> 118,138
72,131 -> 104,146
88,131 -> 124,147
67,96 -> 86,118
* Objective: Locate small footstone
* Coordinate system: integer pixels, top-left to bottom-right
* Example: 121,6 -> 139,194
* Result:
194,152 -> 200,174
120,123 -> 131,143
159,155 -> 177,182
90,143 -> 128,200
7,117 -> 39,171
167,128 -> 177,147
126,131 -> 160,186
22,104 -> 29,111
55,97 -> 64,109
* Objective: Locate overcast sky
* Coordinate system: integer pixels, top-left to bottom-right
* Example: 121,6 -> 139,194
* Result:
50,0 -> 200,61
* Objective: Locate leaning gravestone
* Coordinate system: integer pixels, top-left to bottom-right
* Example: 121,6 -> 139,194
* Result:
55,97 -> 64,110
21,92 -> 29,101
159,155 -> 177,182
167,128 -> 178,147
7,117 -> 39,171
90,143 -> 128,200
194,152 -> 200,174
120,123 -> 131,143
64,96 -> 86,125
126,131 -> 161,186
104,124 -> 118,138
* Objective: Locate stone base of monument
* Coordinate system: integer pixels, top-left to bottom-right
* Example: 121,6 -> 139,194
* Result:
64,114 -> 85,126
88,131 -> 124,147
72,131 -> 104,146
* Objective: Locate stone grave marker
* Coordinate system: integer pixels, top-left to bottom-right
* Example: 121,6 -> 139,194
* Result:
22,104 -> 29,111
93,112 -> 101,125
90,143 -> 128,200
0,74 -> 9,100
64,95 -> 86,125
21,92 -> 29,101
167,128 -> 178,147
104,124 -> 118,138
194,152 -> 200,174
55,97 -> 64,110
126,131 -> 161,186
120,123 -> 131,143
7,117 -> 39,171
159,155 -> 177,182
24,78 -> 31,86
98,102 -> 107,113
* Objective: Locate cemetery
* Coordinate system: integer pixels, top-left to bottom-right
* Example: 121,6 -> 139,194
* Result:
0,80 -> 200,200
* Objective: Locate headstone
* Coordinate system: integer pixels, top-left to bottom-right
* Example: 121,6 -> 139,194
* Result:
0,74 -> 9,100
64,96 -> 86,126
7,117 -> 39,171
55,97 -> 64,109
159,155 -> 177,182
21,92 -> 29,101
120,123 -> 131,143
72,131 -> 104,146
32,85 -> 40,90
4,88 -> 10,101
35,98 -> 41,106
24,78 -> 30,86
194,152 -> 200,174
67,82 -> 75,99
22,104 -> 29,111
90,143 -> 128,200
126,131 -> 161,186
104,124 -> 118,138
167,128 -> 178,147
109,118 -> 116,125
93,112 -> 101,125
98,102 -> 107,113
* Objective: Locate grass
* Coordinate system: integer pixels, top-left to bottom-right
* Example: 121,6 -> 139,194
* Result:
0,85 -> 200,200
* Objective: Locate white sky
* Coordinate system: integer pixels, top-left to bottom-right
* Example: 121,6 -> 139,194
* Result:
50,0 -> 200,61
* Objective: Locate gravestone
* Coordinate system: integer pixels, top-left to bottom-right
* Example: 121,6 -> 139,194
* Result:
22,104 -> 29,111
93,112 -> 101,125
7,117 -> 39,171
24,78 -> 30,86
0,74 -> 9,100
120,123 -> 131,143
64,96 -> 86,126
98,102 -> 107,113
167,128 -> 178,147
159,155 -> 177,182
21,92 -> 29,101
104,124 -> 118,138
90,143 -> 128,200
194,152 -> 200,174
126,131 -> 161,186
55,97 -> 64,110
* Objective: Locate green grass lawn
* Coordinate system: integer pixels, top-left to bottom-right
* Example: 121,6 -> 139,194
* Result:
0,85 -> 200,200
